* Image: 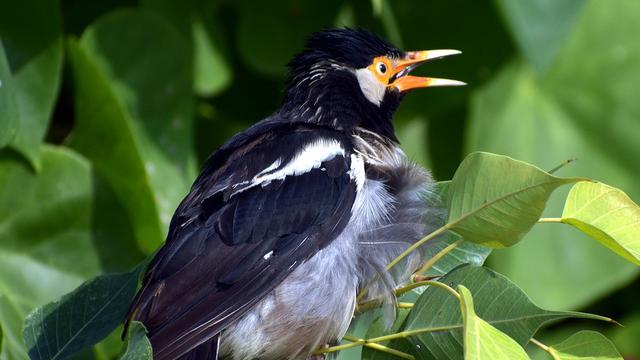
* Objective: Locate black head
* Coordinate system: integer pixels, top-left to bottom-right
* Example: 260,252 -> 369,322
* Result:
280,28 -> 464,141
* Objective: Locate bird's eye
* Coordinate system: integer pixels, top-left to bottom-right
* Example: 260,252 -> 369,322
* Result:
377,62 -> 387,75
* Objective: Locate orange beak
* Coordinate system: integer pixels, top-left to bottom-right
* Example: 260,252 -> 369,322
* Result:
389,50 -> 465,92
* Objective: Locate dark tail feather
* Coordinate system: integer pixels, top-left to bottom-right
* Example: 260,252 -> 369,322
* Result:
176,334 -> 221,360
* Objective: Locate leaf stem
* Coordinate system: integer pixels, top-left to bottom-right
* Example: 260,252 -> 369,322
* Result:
416,238 -> 464,274
530,338 -> 560,360
342,335 -> 415,359
538,217 -> 563,223
547,158 -> 577,174
386,225 -> 450,271
315,326 -> 456,354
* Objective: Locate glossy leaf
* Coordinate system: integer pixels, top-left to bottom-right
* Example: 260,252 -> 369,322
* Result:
67,10 -> 197,253
0,147 -> 102,360
458,286 -> 529,360
547,331 -> 622,360
402,265 -> 609,360
469,27 -> 640,308
119,322 -> 152,360
559,182 -> 640,265
23,266 -> 142,360
495,0 -> 585,72
0,0 -> 63,167
447,152 -> 578,248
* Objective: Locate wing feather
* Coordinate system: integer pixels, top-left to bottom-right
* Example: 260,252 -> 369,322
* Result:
125,125 -> 357,360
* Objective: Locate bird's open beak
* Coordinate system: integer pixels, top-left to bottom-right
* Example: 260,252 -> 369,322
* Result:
389,50 -> 466,92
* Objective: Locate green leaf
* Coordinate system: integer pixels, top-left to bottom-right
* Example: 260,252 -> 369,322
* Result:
547,331 -> 622,360
560,182 -> 640,265
67,10 -> 197,253
495,0 -> 585,73
420,181 -> 491,277
447,152 -> 579,248
458,285 -> 530,360
610,313 -> 640,358
23,266 -> 142,360
402,265 -> 609,360
471,0 -> 640,308
119,322 -> 152,360
0,0 -> 63,168
0,41 -> 19,147
142,0 -> 232,96
235,0 -> 343,77
0,146 -> 102,360
361,310 -> 415,360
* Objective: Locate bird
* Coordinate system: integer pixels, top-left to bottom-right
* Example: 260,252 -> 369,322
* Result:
124,28 -> 464,360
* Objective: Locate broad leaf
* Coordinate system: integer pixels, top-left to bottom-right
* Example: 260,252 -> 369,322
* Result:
23,266 -> 142,360
548,331 -> 622,360
447,152 -> 578,247
0,147 -> 102,360
561,182 -> 640,265
67,10 -> 197,253
458,286 -> 529,360
469,64 -> 638,309
0,41 -> 18,147
421,181 -> 491,276
0,0 -> 63,167
235,0 -> 343,77
142,0 -> 232,96
402,265 -> 609,360
119,322 -> 152,360
495,0 -> 585,72
361,310 -> 414,360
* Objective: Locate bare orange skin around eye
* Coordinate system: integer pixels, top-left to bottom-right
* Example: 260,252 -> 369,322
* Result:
367,56 -> 394,85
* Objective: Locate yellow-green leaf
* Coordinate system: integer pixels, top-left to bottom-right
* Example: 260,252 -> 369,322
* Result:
561,182 -> 640,265
458,285 -> 530,360
548,331 -> 622,360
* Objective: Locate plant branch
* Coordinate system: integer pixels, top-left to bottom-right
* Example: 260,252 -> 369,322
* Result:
415,238 -> 464,274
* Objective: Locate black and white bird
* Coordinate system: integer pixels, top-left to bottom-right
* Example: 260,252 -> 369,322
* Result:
125,28 -> 464,360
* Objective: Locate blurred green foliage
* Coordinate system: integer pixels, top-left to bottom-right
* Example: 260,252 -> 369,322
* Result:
1,0 -> 639,359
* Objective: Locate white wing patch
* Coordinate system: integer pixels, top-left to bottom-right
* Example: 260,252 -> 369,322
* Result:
230,138 -> 347,197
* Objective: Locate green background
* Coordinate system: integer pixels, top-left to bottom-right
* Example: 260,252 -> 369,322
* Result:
0,0 -> 639,359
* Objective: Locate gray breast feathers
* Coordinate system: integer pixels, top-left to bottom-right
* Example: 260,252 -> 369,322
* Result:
354,138 -> 444,327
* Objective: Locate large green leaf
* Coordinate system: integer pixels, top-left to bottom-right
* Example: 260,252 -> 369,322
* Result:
546,331 -> 622,360
67,10 -> 197,253
0,0 -> 63,168
447,152 -> 578,248
468,0 -> 640,309
23,266 -> 142,360
119,322 -> 152,360
458,286 -> 529,360
561,182 -> 640,265
142,0 -> 232,96
0,41 -> 19,147
235,0 -> 343,77
495,0 -> 585,73
402,265 -> 609,360
0,147 -> 102,360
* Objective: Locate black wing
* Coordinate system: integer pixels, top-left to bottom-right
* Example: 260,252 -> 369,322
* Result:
125,124 -> 357,360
